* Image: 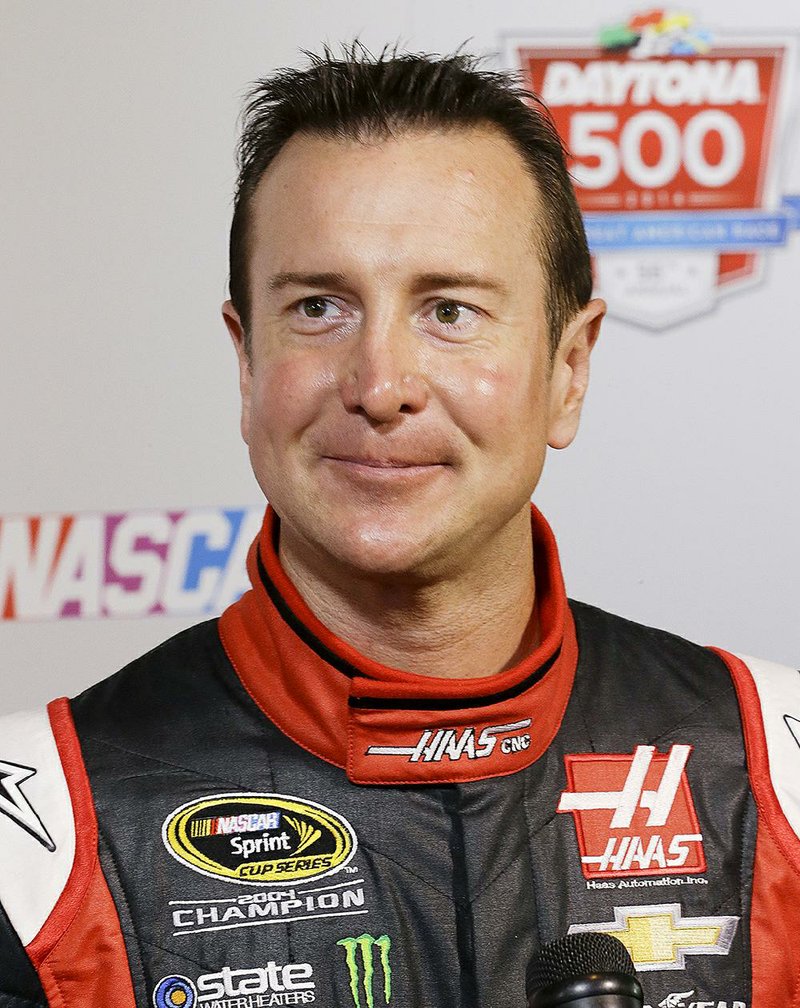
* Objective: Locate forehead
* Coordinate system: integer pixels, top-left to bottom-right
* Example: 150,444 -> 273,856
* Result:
247,125 -> 543,280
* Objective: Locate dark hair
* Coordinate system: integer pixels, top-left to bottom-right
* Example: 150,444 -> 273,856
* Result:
229,45 -> 592,356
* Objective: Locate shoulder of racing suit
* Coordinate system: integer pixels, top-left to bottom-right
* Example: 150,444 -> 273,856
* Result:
710,650 -> 800,851
709,649 -> 800,997
0,619 -> 224,1006
569,603 -> 800,857
0,704 -> 71,1006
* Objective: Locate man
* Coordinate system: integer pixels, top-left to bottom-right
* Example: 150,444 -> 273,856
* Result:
0,49 -> 798,1008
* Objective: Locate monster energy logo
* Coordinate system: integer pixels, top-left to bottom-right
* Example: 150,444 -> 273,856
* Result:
337,933 -> 392,1008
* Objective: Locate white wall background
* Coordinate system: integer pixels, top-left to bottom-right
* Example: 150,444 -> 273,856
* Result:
1,0 -> 798,714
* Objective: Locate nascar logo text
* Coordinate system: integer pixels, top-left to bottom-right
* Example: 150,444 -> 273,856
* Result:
190,811 -> 282,838
0,507 -> 262,620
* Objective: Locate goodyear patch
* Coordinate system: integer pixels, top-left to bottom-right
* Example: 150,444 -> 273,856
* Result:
162,793 -> 356,886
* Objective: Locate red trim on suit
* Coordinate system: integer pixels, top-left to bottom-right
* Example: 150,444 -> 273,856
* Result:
220,504 -> 577,785
24,698 -> 136,1006
712,648 -> 800,1008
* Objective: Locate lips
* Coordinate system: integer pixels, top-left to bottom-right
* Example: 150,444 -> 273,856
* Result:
324,454 -> 444,469
315,433 -> 454,470
312,427 -> 456,475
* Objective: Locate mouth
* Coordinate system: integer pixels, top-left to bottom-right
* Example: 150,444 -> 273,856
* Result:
320,455 -> 448,481
324,455 -> 444,469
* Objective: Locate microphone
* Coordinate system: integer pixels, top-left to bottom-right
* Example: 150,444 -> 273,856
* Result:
526,932 -> 644,1008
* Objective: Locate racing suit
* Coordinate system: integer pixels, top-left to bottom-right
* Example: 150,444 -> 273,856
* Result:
1,505 -> 798,1008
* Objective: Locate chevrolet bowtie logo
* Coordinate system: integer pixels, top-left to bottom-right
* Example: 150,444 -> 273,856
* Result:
568,903 -> 739,972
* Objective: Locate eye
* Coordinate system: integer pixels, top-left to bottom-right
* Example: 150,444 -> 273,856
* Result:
434,300 -> 469,325
288,295 -> 354,337
299,296 -> 338,318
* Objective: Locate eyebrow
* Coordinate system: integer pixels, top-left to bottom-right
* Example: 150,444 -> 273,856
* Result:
266,270 -> 510,298
409,273 -> 510,298
267,271 -> 349,293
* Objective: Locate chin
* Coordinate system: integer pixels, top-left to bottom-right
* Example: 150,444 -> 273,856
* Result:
322,511 -> 445,580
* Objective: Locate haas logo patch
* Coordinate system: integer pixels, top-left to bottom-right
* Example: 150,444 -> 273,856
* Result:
557,745 -> 706,878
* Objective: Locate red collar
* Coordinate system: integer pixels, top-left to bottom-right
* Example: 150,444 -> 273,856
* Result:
219,505 -> 577,785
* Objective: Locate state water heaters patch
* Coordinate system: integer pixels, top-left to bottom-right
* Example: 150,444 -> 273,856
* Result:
163,794 -> 356,886
153,960 -> 317,1008
557,745 -> 706,879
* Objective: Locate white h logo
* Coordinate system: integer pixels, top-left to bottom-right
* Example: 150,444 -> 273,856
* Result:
557,744 -> 691,828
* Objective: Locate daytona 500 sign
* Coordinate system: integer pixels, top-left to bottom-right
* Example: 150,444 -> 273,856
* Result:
506,11 -> 799,328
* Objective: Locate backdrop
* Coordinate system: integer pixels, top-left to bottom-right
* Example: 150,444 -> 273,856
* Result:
2,0 -> 798,714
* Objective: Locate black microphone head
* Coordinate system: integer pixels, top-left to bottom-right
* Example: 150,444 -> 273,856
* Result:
526,932 -> 638,1003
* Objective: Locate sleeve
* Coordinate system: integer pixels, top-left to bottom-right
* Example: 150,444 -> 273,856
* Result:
0,706 -> 76,1007
0,702 -> 138,1008
711,650 -> 800,1006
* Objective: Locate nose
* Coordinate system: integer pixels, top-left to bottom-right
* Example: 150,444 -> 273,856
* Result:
340,317 -> 428,423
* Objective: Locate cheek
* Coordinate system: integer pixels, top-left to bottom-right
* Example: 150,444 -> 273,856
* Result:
248,351 -> 335,445
444,360 -> 549,450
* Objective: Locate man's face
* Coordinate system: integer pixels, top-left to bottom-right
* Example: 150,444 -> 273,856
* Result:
226,125 -> 600,580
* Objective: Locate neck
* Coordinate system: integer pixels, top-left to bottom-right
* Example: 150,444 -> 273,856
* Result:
277,513 -> 537,680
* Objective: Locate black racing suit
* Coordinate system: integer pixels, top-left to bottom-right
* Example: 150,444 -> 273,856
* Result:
1,506 -> 798,1008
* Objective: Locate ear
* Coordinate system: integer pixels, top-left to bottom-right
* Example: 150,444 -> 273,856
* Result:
546,298 -> 605,450
222,299 -> 252,444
